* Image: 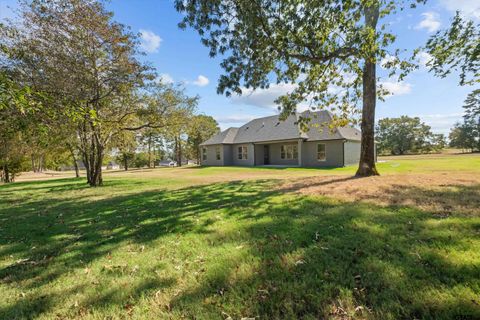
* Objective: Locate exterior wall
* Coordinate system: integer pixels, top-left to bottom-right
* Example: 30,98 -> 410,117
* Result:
231,143 -> 255,166
344,140 -> 361,166
301,140 -> 345,167
269,142 -> 299,166
200,144 -> 224,166
201,139 -> 356,167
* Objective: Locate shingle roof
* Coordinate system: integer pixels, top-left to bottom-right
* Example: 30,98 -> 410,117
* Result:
201,110 -> 361,145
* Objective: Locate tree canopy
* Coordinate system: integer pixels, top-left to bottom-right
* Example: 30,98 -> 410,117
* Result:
376,116 -> 445,155
0,0 -> 205,185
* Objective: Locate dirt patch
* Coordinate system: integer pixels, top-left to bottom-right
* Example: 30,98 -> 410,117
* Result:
279,173 -> 480,215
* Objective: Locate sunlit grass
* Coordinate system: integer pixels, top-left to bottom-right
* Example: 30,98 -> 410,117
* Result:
0,155 -> 479,319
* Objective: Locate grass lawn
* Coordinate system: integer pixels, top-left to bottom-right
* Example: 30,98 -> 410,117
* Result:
1,154 -> 479,319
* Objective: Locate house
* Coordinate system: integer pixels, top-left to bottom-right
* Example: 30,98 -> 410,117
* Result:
200,110 -> 366,167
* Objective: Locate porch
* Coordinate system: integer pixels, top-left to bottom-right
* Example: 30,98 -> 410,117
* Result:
253,139 -> 303,167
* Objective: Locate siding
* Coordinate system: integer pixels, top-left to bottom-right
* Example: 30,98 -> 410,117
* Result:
201,144 -> 224,166
302,140 -> 344,167
231,143 -> 255,166
344,140 -> 361,166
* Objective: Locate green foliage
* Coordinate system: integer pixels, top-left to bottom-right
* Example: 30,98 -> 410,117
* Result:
186,115 -> 220,162
376,116 -> 445,155
448,90 -> 480,152
1,1 -> 203,185
423,13 -> 479,86
0,73 -> 36,182
175,0 -> 422,122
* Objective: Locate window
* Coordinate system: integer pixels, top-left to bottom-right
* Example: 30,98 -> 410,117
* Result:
202,147 -> 207,161
238,146 -> 248,160
215,146 -> 221,160
317,143 -> 326,161
280,145 -> 298,160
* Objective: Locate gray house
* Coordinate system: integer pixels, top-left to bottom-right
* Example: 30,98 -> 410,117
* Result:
200,110 -> 365,167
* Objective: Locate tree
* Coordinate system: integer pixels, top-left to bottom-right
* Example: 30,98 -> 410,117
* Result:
2,0 -> 155,186
2,0 -> 152,186
424,13 -> 479,152
423,13 -> 479,86
448,122 -> 476,152
0,73 -> 36,182
112,130 -> 137,171
187,115 -> 219,164
463,90 -> 480,151
175,0 -> 424,176
376,116 -> 444,155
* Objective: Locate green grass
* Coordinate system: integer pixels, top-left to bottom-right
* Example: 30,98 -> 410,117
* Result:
1,157 -> 480,319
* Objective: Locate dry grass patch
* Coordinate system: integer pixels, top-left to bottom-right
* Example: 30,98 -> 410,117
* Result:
280,173 -> 480,215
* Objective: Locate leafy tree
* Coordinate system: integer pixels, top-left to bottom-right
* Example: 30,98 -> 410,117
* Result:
112,130 -> 137,171
424,13 -> 479,152
423,13 -> 479,86
448,122 -> 476,152
376,116 -> 444,155
2,1 -> 202,186
463,89 -> 480,150
187,115 -> 220,164
447,91 -> 479,153
2,0 -> 153,186
175,0 -> 425,176
0,73 -> 36,182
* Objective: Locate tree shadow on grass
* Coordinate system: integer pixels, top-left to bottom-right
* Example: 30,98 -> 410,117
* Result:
0,178 -> 479,319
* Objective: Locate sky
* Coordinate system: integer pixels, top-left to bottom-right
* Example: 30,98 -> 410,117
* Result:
1,0 -> 479,135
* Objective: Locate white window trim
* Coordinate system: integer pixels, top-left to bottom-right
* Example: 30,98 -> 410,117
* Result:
202,147 -> 207,161
280,144 -> 298,160
238,145 -> 248,160
215,146 -> 221,160
317,143 -> 327,162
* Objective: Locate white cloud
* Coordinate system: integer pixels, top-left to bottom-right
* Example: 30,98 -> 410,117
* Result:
157,73 -> 174,84
192,75 -> 209,87
139,29 -> 162,53
415,12 -> 441,33
416,113 -> 464,134
231,83 -> 297,110
379,80 -> 412,97
417,51 -> 434,68
439,0 -> 480,20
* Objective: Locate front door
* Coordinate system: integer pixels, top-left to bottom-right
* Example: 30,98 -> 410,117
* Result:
264,145 -> 270,165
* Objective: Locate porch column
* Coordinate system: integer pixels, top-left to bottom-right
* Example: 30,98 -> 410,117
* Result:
252,143 -> 256,166
298,139 -> 303,167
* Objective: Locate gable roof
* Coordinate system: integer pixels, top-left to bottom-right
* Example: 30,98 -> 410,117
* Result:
201,110 -> 361,146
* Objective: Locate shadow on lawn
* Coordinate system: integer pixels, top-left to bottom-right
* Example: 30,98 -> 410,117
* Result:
0,178 -> 479,319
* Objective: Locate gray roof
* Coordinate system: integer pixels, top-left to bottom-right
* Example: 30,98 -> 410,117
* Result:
201,110 -> 361,146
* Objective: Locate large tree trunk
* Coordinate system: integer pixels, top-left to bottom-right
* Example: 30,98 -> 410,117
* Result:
80,126 -> 104,187
356,4 -> 380,177
176,135 -> 182,167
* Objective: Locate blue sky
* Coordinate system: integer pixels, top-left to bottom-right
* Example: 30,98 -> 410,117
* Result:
1,0 -> 479,135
